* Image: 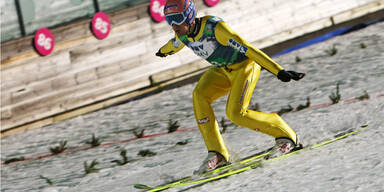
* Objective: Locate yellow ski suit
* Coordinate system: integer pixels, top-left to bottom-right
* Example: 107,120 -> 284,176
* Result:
159,16 -> 297,161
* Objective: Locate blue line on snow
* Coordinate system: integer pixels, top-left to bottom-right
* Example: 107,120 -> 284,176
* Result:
272,27 -> 349,57
271,18 -> 384,57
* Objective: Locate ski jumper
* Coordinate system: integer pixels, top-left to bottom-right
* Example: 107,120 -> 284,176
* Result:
159,16 -> 297,162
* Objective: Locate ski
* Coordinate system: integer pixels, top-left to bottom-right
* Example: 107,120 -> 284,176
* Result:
145,149 -> 281,191
135,125 -> 368,191
134,148 -> 272,191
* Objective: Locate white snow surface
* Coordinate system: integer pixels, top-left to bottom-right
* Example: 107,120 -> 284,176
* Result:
1,22 -> 384,192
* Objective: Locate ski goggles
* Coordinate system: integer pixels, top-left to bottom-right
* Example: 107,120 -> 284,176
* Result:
165,13 -> 187,26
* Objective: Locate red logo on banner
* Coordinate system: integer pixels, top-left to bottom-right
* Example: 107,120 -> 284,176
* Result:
34,28 -> 55,56
150,0 -> 166,23
204,0 -> 220,7
92,12 -> 111,39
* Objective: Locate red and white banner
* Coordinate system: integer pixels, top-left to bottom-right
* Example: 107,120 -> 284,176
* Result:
149,0 -> 166,23
92,12 -> 111,40
204,0 -> 220,7
34,28 -> 55,56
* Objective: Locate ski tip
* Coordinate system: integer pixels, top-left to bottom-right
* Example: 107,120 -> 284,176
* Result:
134,184 -> 153,190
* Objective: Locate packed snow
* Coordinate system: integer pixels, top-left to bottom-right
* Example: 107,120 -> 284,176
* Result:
1,21 -> 384,192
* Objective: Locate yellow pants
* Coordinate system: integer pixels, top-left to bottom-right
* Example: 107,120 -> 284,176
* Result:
193,59 -> 297,162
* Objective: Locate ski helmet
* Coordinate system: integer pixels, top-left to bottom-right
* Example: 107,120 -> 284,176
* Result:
164,0 -> 196,25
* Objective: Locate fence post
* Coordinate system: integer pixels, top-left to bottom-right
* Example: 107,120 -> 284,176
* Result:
14,0 -> 26,36
93,0 -> 100,12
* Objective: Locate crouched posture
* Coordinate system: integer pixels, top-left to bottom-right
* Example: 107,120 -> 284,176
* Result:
156,0 -> 305,173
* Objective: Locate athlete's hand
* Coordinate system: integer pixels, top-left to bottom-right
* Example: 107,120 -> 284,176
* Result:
156,50 -> 167,57
277,70 -> 305,82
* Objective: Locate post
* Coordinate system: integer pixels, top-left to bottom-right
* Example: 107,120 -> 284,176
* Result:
14,0 -> 26,36
93,0 -> 100,12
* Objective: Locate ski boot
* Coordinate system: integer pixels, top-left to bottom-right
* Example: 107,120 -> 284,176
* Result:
194,152 -> 228,175
264,138 -> 303,160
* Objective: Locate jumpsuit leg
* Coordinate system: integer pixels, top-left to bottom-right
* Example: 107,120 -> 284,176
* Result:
225,61 -> 297,144
193,67 -> 231,161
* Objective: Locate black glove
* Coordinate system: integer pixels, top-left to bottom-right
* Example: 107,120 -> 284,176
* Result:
277,70 -> 305,82
155,50 -> 167,57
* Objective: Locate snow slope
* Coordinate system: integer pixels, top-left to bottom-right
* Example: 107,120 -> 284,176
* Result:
1,21 -> 384,192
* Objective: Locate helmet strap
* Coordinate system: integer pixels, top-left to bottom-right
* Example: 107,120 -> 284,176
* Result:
187,18 -> 200,38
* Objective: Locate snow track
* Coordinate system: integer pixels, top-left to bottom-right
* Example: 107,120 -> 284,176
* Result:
1,22 -> 384,192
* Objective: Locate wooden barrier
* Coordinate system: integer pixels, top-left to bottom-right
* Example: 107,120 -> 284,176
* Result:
1,0 -> 384,135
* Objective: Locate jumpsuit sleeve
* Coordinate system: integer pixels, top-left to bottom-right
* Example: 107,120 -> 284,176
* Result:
214,21 -> 284,75
159,35 -> 186,56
